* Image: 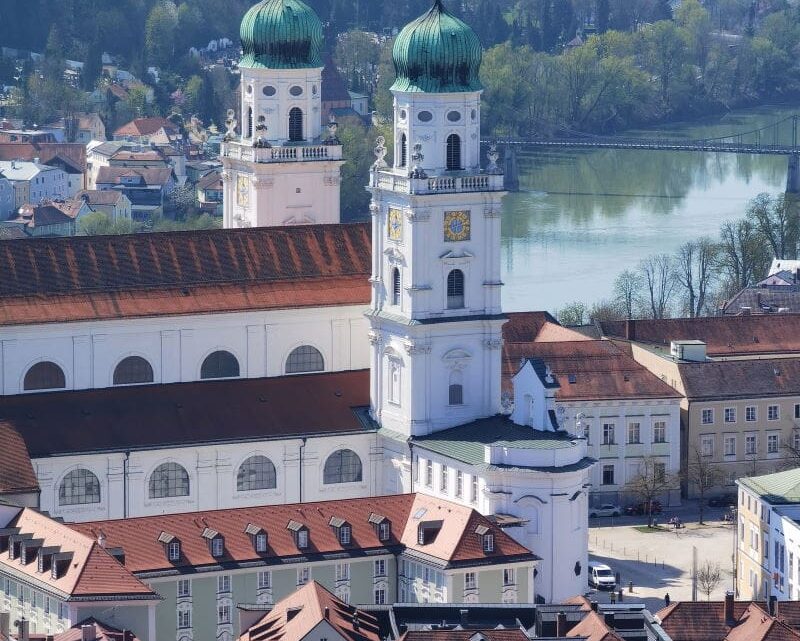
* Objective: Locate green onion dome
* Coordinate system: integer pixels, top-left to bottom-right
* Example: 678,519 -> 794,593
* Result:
391,0 -> 482,93
239,0 -> 323,69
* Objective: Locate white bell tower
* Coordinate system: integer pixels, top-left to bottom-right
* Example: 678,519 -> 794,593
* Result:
367,0 -> 507,438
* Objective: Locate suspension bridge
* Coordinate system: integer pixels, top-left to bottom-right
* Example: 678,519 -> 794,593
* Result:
486,113 -> 800,193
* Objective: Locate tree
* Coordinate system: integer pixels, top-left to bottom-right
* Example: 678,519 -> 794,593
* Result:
337,116 -> 391,221
335,30 -> 380,95
639,254 -> 675,319
145,1 -> 179,68
683,446 -> 723,525
673,238 -> 718,317
626,456 -> 677,527
557,301 -> 587,326
596,0 -> 610,33
78,212 -> 140,236
746,192 -> 799,260
588,299 -> 625,322
696,561 -> 723,600
613,269 -> 642,318
718,218 -> 770,295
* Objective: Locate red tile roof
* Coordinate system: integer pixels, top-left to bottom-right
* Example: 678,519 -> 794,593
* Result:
241,582 -> 380,641
113,118 -> 179,138
678,357 -> 800,399
0,422 -> 38,495
56,618 -> 140,641
0,223 -> 371,325
0,143 -> 86,171
0,370 -> 371,457
566,610 -> 623,641
657,600 -> 800,641
1,508 -> 156,599
503,340 -> 681,401
96,166 -> 173,187
69,494 -> 534,574
601,316 -> 800,357
503,312 -> 590,343
77,190 -> 125,206
400,630 -> 529,641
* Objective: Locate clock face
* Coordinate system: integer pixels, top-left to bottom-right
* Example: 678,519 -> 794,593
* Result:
444,210 -> 471,242
236,175 -> 250,207
388,207 -> 403,241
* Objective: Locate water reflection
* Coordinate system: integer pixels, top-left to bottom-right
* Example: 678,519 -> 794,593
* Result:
501,106 -> 799,313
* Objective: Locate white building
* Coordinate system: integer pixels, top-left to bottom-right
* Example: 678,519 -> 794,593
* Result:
0,160 -> 70,207
221,0 -> 344,228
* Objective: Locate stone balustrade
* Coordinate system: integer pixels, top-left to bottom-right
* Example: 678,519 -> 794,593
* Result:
371,169 -> 505,195
222,142 -> 343,163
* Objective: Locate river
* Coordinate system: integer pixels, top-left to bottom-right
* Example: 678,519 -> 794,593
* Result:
500,105 -> 800,314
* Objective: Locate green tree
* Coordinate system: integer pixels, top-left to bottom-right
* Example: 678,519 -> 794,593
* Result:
746,192 -> 799,260
335,30 -> 380,95
337,116 -> 391,221
556,301 -> 587,326
642,20 -> 691,111
78,212 -> 141,236
145,1 -> 179,67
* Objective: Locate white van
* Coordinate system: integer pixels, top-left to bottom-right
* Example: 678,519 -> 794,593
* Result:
588,562 -> 616,590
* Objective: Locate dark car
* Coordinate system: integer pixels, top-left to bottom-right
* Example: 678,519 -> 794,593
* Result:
708,493 -> 737,508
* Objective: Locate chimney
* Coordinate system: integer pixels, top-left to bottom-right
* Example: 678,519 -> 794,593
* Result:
19,619 -> 30,641
46,636 -> 54,641
459,609 -> 468,628
556,612 -> 568,637
604,612 -> 615,630
81,623 -> 95,641
324,607 -> 329,620
590,601 -> 599,612
0,613 -> 8,638
724,591 -> 735,625
352,613 -> 360,631
625,319 -> 636,341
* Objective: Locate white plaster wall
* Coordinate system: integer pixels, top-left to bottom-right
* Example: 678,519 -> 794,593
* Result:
34,432 -> 381,523
29,167 -> 70,203
0,305 -> 369,395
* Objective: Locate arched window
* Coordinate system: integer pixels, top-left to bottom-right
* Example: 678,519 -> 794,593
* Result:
399,133 -> 407,167
447,269 -> 465,309
237,455 -> 277,491
285,346 -> 324,374
201,351 -> 240,380
59,468 -> 100,505
247,107 -> 253,139
446,134 -> 462,171
449,371 -> 464,406
289,108 -> 304,141
323,449 -> 363,484
113,356 -> 154,386
149,462 -> 190,499
23,361 -> 66,391
392,268 -> 401,306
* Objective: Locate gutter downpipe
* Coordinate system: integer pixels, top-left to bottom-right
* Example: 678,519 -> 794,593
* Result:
299,438 -> 307,503
123,450 -> 130,519
408,441 -> 414,493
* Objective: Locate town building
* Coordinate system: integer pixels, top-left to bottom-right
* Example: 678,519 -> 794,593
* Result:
221,0 -> 345,228
197,170 -> 224,215
0,160 -> 71,208
0,142 -> 87,181
737,468 -> 800,601
113,118 -> 181,145
4,199 -> 91,237
0,176 -> 14,219
41,113 -> 107,145
76,190 -> 133,222
94,166 -> 176,218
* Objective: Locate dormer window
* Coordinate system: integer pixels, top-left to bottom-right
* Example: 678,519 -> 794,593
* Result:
329,517 -> 351,545
298,530 -> 308,548
417,520 -> 443,546
256,533 -> 268,552
475,525 -> 494,553
50,552 -> 73,580
287,520 -> 309,550
158,532 -> 181,562
368,513 -> 391,542
245,524 -> 268,553
201,528 -> 224,558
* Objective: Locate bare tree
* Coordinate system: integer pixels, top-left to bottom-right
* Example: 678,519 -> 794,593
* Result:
718,218 -> 770,295
626,456 -> 678,527
747,192 -> 799,260
639,254 -> 675,319
557,301 -> 586,326
683,446 -> 723,524
613,269 -> 642,318
696,561 -> 723,600
589,299 -> 626,323
673,237 -> 719,317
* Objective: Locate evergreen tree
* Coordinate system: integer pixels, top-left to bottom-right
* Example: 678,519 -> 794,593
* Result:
597,0 -> 610,33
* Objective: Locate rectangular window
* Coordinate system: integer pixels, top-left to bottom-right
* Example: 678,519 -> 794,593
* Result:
177,579 -> 191,598
701,408 -> 714,424
768,434 -> 779,454
425,460 -> 433,488
217,575 -> 230,594
336,563 -> 350,581
602,464 -> 615,485
483,534 -> 494,553
701,435 -> 714,457
724,435 -> 736,457
602,423 -> 615,445
746,434 -> 757,455
794,431 -> 800,452
725,407 -> 736,423
627,422 -> 641,444
470,475 -> 478,505
298,530 -> 308,548
413,455 -> 419,482
379,521 -> 390,541
440,465 -> 448,493
465,571 -> 477,590
503,568 -> 516,586
297,567 -> 310,585
653,421 -> 666,443
374,589 -> 386,605
795,404 -> 800,419
769,405 -> 780,420
746,406 -> 757,422
258,571 -> 271,589
178,610 -> 191,629
217,604 -> 230,625
455,470 -> 463,498
211,538 -> 224,557
374,559 -> 386,577
654,462 -> 666,483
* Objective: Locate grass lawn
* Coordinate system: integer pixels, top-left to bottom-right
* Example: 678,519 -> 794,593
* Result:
633,525 -> 670,533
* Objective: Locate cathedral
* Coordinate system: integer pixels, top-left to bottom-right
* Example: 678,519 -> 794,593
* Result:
0,0 -> 595,604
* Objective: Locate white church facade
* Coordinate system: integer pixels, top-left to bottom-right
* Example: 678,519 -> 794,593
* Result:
0,0 -> 597,604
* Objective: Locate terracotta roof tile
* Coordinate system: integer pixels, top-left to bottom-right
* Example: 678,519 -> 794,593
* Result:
56,618 -> 140,641
0,370 -> 370,457
113,118 -> 179,138
400,630 -> 529,641
566,610 -> 623,641
678,358 -> 800,399
96,166 -> 173,186
503,311 -> 591,343
0,143 -> 86,170
0,422 -> 38,494
77,190 -> 124,206
69,495 -> 532,573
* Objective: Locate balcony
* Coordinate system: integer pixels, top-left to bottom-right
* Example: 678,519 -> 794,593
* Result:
222,141 -> 343,164
371,169 -> 505,195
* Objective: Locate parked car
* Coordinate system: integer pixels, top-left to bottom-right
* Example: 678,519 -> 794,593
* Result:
589,504 -> 621,518
625,500 -> 663,516
588,562 -> 617,590
708,493 -> 737,508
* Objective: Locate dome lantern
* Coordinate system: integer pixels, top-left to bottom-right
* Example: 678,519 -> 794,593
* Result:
391,0 -> 483,94
239,0 -> 324,70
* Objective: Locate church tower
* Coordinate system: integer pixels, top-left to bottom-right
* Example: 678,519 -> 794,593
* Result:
222,0 -> 344,228
367,0 -> 507,438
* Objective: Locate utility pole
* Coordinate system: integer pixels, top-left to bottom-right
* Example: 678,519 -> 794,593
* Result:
692,545 -> 698,601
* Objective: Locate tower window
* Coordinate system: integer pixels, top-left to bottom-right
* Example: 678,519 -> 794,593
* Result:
399,133 -> 407,167
446,134 -> 462,170
392,268 -> 401,306
449,370 -> 464,406
289,85 -> 304,97
247,107 -> 253,139
447,269 -> 465,309
289,108 -> 304,141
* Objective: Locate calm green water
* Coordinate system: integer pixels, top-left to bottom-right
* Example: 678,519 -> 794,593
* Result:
500,105 -> 800,313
